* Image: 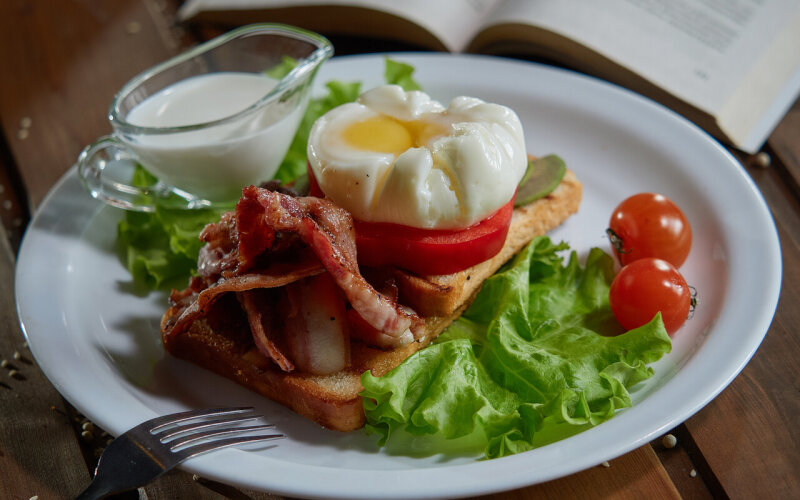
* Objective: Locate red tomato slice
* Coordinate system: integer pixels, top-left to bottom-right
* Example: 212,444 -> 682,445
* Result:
307,162 -> 514,275
354,199 -> 513,276
307,162 -> 325,198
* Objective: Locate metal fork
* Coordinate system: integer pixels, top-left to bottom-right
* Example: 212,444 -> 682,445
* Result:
74,407 -> 283,499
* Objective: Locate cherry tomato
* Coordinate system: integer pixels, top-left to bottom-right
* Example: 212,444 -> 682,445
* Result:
609,258 -> 692,335
354,199 -> 513,275
607,193 -> 692,268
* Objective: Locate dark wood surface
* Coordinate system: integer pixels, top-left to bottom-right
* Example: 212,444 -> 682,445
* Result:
1,1 -> 798,498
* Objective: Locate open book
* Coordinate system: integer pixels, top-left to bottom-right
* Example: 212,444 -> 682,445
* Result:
178,0 -> 800,153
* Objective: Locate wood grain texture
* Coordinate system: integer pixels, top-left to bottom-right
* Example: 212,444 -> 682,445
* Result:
0,224 -> 90,499
0,0 -> 183,209
0,130 -> 29,252
651,429 -> 716,499
768,99 -> 800,193
479,445 -> 679,500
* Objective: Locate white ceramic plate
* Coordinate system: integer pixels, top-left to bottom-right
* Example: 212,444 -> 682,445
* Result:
16,54 -> 781,499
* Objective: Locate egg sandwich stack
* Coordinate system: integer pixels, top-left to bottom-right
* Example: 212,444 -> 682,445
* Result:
161,85 -> 582,430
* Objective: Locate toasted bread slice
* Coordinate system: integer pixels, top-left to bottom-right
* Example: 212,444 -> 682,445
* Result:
163,169 -> 582,431
394,169 -> 582,320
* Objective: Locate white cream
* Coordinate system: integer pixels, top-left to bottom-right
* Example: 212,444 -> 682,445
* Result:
307,85 -> 527,229
123,72 -> 305,202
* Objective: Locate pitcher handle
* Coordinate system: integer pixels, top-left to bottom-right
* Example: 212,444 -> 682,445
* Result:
77,135 -> 215,212
76,135 -> 166,212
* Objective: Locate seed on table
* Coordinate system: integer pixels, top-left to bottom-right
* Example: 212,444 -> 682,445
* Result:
14,352 -> 32,364
1,359 -> 8,368
81,430 -> 94,442
126,21 -> 141,34
8,369 -> 24,380
754,151 -> 771,168
690,469 -> 697,477
662,433 -> 677,449
82,422 -> 95,432
601,461 -> 610,468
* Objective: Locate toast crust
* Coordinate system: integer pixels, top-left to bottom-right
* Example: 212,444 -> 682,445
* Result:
394,169 -> 582,319
163,169 -> 582,431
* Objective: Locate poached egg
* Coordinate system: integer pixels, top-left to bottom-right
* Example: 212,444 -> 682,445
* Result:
307,85 -> 527,229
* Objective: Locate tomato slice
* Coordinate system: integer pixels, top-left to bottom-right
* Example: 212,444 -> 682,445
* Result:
354,199 -> 513,276
307,162 -> 325,198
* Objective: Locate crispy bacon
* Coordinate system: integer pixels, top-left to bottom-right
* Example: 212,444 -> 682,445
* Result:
163,255 -> 324,341
237,289 -> 294,372
236,186 -> 424,339
165,186 -> 425,375
197,211 -> 239,282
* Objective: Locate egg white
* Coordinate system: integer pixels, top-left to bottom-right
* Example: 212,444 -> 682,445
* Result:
307,85 -> 527,229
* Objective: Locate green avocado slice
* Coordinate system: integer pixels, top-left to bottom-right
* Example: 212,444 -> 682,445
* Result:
514,155 -> 566,208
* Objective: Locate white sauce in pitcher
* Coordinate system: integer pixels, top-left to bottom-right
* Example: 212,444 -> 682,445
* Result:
122,72 -> 305,202
127,72 -> 275,128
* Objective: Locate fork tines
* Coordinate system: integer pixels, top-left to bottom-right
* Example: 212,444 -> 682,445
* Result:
149,407 -> 284,456
149,406 -> 258,432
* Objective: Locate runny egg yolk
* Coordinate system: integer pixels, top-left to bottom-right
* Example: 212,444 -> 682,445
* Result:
342,115 -> 447,155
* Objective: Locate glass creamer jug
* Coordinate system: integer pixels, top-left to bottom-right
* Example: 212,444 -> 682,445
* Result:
77,24 -> 333,211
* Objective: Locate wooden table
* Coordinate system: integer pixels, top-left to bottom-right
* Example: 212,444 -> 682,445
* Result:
1,1 -> 798,499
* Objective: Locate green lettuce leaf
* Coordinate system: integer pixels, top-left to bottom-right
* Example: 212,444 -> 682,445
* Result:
384,57 -> 422,90
263,55 -> 298,79
360,236 -> 672,459
116,166 -> 231,289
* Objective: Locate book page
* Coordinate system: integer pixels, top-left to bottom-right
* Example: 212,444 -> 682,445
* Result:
179,0 -> 503,52
484,0 -> 800,151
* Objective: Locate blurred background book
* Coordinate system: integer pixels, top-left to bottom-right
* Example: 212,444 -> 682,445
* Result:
178,0 -> 800,154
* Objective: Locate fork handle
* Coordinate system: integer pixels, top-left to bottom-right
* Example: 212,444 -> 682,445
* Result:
74,478 -> 115,500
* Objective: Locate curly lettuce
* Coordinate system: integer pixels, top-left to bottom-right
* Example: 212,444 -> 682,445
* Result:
361,237 -> 672,459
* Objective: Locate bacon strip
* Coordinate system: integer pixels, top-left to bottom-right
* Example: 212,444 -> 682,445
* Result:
163,256 -> 324,342
237,290 -> 294,372
197,211 -> 239,282
237,186 -> 424,339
